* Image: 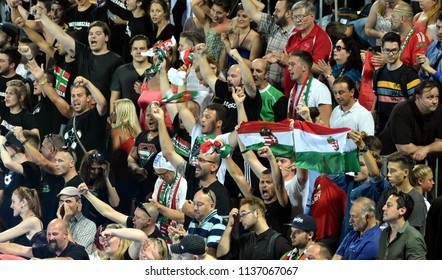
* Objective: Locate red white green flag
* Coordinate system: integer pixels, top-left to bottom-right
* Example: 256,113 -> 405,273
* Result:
293,120 -> 360,174
237,119 -> 294,157
53,65 -> 69,96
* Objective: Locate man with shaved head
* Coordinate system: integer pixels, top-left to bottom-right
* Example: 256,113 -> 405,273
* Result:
0,218 -> 89,259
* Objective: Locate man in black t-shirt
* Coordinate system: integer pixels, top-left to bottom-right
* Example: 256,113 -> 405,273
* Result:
0,219 -> 89,259
0,48 -> 24,103
36,8 -> 124,106
63,0 -> 108,44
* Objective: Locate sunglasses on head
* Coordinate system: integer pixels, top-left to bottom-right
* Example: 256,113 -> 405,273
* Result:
90,153 -> 104,161
59,146 -> 76,160
201,187 -> 215,203
138,202 -> 151,218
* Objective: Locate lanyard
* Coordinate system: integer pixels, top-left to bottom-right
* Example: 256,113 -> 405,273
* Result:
398,26 -> 415,60
289,74 -> 313,119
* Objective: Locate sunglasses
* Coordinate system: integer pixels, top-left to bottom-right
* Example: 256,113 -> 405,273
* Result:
90,153 -> 104,161
59,146 -> 76,160
154,170 -> 169,177
334,45 -> 347,52
44,133 -> 55,148
201,187 -> 215,203
138,202 -> 151,218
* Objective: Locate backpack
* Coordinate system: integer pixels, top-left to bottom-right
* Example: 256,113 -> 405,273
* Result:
372,64 -> 415,98
267,230 -> 283,259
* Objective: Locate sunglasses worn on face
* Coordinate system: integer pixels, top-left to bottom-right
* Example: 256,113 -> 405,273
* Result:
334,45 -> 347,52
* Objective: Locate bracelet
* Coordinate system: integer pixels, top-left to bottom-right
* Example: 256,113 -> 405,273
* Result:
39,80 -> 47,86
21,139 -> 29,146
326,73 -> 333,79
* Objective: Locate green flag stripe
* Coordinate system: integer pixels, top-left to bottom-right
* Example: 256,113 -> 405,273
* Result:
295,150 -> 360,174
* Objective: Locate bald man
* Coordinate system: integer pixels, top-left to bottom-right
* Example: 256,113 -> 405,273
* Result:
0,219 -> 89,259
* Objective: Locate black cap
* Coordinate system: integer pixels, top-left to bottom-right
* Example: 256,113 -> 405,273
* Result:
285,214 -> 318,233
169,234 -> 206,255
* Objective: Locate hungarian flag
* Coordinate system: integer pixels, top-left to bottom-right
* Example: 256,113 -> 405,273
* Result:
161,90 -> 209,103
237,119 -> 294,157
293,120 -> 360,174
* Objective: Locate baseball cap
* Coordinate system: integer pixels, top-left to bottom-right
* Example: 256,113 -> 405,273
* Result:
57,186 -> 81,198
51,0 -> 70,10
153,152 -> 175,172
285,214 -> 317,233
169,234 -> 206,255
0,23 -> 18,39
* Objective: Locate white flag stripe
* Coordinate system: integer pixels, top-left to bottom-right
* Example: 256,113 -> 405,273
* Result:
294,129 -> 356,153
238,131 -> 293,147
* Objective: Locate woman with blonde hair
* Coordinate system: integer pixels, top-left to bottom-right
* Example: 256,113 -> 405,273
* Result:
410,164 -> 434,211
99,223 -> 147,260
413,0 -> 441,42
0,186 -> 44,247
110,98 -> 142,215
365,0 -> 406,47
139,237 -> 169,260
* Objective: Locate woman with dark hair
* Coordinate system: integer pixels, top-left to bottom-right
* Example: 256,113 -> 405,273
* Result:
79,149 -> 120,226
317,37 -> 363,90
149,0 -> 178,46
191,0 -> 235,65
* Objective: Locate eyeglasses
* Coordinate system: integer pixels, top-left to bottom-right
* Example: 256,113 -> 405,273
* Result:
138,202 -> 151,218
197,157 -> 216,164
293,14 -> 310,21
334,45 -> 347,52
201,187 -> 215,203
382,48 -> 400,55
90,153 -> 104,161
4,142 -> 11,147
44,133 -> 55,148
239,211 -> 252,219
59,146 -> 76,160
154,170 -> 169,178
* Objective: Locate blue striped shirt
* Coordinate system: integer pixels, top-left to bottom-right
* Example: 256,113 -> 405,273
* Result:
188,210 -> 227,249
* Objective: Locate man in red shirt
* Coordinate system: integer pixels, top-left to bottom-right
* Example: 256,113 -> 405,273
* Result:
268,1 -> 332,98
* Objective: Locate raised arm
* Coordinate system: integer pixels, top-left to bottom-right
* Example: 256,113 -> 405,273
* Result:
229,49 -> 256,98
150,103 -> 187,175
241,0 -> 264,24
73,76 -> 107,116
257,146 -> 289,207
195,43 -> 219,91
27,60 -> 73,118
216,208 -> 238,258
101,227 -> 147,260
13,126 -> 57,174
34,5 -> 76,57
223,157 -> 253,197
14,16 -> 55,58
191,0 -> 210,27
0,136 -> 24,174
78,183 -> 128,226
237,135 -> 266,177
